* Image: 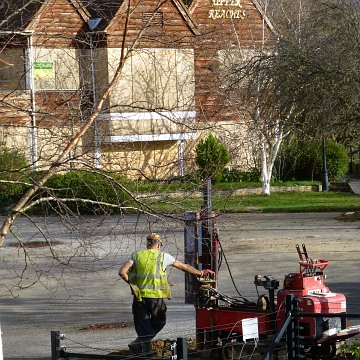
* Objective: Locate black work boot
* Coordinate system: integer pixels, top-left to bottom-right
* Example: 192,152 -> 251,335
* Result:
128,337 -> 143,353
142,341 -> 153,356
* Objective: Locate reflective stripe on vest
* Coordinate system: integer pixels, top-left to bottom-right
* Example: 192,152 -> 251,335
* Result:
128,249 -> 171,299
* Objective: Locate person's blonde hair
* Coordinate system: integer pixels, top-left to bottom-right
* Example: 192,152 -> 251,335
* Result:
146,233 -> 162,246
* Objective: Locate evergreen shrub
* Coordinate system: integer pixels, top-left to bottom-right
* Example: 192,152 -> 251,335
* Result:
195,133 -> 230,183
43,170 -> 129,214
0,147 -> 28,207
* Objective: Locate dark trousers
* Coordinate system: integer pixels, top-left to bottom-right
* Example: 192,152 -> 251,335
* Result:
132,297 -> 167,342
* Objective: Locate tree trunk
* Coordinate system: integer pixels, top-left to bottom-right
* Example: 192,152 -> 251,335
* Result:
261,142 -> 271,196
260,120 -> 284,196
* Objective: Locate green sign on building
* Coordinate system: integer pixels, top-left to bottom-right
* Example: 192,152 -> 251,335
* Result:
34,62 -> 54,78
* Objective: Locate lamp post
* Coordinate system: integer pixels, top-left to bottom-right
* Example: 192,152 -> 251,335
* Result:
322,132 -> 329,191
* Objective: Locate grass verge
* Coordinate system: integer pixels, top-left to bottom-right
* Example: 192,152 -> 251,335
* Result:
139,191 -> 360,214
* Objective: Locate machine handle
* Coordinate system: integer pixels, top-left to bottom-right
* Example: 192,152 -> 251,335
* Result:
296,244 -> 304,261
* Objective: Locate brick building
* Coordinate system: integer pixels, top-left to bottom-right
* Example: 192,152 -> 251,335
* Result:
0,0 -> 276,179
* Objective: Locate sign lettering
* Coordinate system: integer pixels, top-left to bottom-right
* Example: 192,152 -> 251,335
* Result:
209,0 -> 246,20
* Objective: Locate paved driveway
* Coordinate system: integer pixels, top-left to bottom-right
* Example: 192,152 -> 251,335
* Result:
1,212 -> 359,359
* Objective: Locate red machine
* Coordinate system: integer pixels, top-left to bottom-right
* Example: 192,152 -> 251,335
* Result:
195,243 -> 360,359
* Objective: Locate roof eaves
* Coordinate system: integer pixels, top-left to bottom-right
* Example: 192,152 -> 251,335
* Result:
173,0 -> 201,35
24,0 -> 92,31
252,0 -> 280,39
187,0 -> 200,18
105,0 -> 200,35
69,0 -> 92,23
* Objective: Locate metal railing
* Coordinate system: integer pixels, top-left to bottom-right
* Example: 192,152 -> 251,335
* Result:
51,331 -> 188,360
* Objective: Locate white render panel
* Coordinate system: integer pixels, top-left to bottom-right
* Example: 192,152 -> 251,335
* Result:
98,110 -> 196,121
104,132 -> 197,143
33,48 -> 80,90
107,48 -> 195,112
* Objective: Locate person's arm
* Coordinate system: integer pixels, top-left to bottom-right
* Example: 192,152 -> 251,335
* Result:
172,260 -> 214,278
118,260 -> 133,283
172,260 -> 202,276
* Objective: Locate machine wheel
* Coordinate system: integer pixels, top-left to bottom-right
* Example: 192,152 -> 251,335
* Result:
222,340 -> 261,360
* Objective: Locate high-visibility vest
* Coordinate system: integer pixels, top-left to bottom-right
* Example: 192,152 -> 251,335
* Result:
128,249 -> 171,299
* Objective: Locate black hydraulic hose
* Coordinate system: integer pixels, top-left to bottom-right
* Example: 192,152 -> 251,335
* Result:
217,243 -> 223,271
218,239 -> 251,303
211,287 -> 256,307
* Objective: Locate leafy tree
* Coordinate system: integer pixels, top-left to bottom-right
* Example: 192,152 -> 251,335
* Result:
195,133 -> 230,183
276,138 -> 349,181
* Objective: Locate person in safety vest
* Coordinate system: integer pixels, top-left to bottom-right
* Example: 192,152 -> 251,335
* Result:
118,232 -> 214,354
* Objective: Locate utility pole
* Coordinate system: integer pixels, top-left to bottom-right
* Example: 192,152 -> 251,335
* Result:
322,132 -> 329,191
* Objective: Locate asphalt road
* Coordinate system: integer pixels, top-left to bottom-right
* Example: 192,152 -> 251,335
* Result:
1,212 -> 359,359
